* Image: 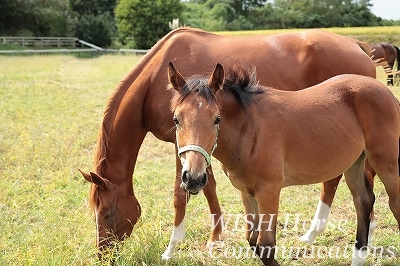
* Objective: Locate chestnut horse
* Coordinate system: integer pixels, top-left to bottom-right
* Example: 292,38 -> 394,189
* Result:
371,42 -> 400,85
168,62 -> 400,266
79,27 -> 376,258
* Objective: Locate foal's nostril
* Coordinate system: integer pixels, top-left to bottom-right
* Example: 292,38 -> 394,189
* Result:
181,170 -> 189,184
199,173 -> 208,187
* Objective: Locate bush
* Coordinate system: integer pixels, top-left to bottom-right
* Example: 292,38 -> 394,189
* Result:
115,0 -> 183,49
74,13 -> 115,47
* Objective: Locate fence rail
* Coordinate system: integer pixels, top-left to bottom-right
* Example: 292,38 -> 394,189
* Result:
1,37 -> 79,48
0,37 -> 149,55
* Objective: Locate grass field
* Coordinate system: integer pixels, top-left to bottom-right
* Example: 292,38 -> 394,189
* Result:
0,52 -> 399,266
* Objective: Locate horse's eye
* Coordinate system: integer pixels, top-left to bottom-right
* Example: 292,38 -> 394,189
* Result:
104,210 -> 113,219
173,116 -> 179,125
214,116 -> 221,125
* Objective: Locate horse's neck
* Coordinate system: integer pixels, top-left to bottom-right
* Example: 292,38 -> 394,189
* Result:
95,39 -> 173,182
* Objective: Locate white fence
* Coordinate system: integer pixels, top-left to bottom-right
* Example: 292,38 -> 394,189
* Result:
0,37 -> 149,55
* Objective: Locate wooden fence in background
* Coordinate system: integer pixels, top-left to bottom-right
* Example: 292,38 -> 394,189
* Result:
0,37 -> 149,55
1,37 -> 79,48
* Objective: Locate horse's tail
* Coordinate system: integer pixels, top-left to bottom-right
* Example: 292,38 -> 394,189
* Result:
356,40 -> 373,58
394,45 -> 400,71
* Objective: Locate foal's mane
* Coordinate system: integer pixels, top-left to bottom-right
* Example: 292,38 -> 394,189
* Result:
223,64 -> 264,110
171,64 -> 264,111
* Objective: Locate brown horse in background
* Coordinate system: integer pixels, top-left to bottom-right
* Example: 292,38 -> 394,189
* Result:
79,27 -> 376,258
168,62 -> 400,266
371,42 -> 400,85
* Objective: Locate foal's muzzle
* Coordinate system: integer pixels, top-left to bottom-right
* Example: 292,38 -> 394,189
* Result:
180,170 -> 208,195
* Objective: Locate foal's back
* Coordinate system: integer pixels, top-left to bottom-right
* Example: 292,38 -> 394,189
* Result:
247,74 -> 399,186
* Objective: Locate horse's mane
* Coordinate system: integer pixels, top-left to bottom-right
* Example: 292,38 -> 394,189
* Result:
354,39 -> 373,58
90,27 -> 205,209
94,27 -> 204,173
170,64 -> 264,112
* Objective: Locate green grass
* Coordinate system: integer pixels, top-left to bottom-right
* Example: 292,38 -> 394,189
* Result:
0,54 -> 399,265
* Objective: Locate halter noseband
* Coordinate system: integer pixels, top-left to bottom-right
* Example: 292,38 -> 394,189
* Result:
176,126 -> 219,167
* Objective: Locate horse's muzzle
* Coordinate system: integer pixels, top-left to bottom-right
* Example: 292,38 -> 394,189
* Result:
180,170 -> 208,195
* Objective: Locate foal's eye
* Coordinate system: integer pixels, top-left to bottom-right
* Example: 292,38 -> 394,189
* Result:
173,116 -> 179,125
214,116 -> 221,125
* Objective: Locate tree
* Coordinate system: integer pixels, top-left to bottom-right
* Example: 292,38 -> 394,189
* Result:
70,0 -> 116,47
0,0 -> 72,36
115,0 -> 183,49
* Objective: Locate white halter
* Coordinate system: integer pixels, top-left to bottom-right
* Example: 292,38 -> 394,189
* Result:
176,125 -> 219,167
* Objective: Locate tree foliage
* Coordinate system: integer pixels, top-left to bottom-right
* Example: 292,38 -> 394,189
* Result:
115,0 -> 183,49
1,0 -> 399,48
0,0 -> 72,36
182,0 -> 398,31
70,0 -> 116,47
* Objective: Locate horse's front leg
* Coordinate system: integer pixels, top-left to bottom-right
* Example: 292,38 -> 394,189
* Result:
203,164 -> 223,247
254,183 -> 282,266
300,175 -> 341,243
162,153 -> 187,260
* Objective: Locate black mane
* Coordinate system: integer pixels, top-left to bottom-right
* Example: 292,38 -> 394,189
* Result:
172,65 -> 264,110
223,64 -> 264,110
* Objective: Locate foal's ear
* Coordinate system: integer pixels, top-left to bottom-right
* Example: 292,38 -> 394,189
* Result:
168,62 -> 186,91
209,63 -> 224,94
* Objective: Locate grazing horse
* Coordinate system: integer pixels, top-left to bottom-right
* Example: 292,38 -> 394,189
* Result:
168,62 -> 400,266
79,27 -> 376,258
371,42 -> 400,85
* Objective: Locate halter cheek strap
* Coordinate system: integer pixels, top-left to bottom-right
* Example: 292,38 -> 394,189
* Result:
176,126 -> 219,167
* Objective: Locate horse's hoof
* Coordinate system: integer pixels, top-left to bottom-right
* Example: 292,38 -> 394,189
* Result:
298,234 -> 314,244
161,251 -> 173,260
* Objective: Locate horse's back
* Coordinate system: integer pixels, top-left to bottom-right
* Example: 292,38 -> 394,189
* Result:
159,28 -> 375,90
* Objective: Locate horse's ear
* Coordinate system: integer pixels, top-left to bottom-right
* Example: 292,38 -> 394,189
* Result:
209,63 -> 224,94
90,172 -> 115,190
168,62 -> 186,91
79,169 -> 93,183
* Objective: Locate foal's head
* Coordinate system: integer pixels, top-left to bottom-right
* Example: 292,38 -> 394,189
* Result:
168,62 -> 224,195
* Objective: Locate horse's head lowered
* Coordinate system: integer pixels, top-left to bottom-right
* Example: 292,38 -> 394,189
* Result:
79,170 -> 141,254
168,62 -> 224,195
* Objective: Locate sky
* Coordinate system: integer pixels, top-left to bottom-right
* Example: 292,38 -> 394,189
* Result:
369,0 -> 400,20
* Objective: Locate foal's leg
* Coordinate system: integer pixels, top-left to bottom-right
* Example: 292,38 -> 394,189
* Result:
367,149 -> 400,230
364,160 -> 377,245
301,165 -> 377,244
254,183 -> 282,266
162,157 -> 222,259
162,160 -> 187,259
300,175 -> 341,243
203,165 -> 223,246
240,192 -> 260,248
344,154 -> 375,266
